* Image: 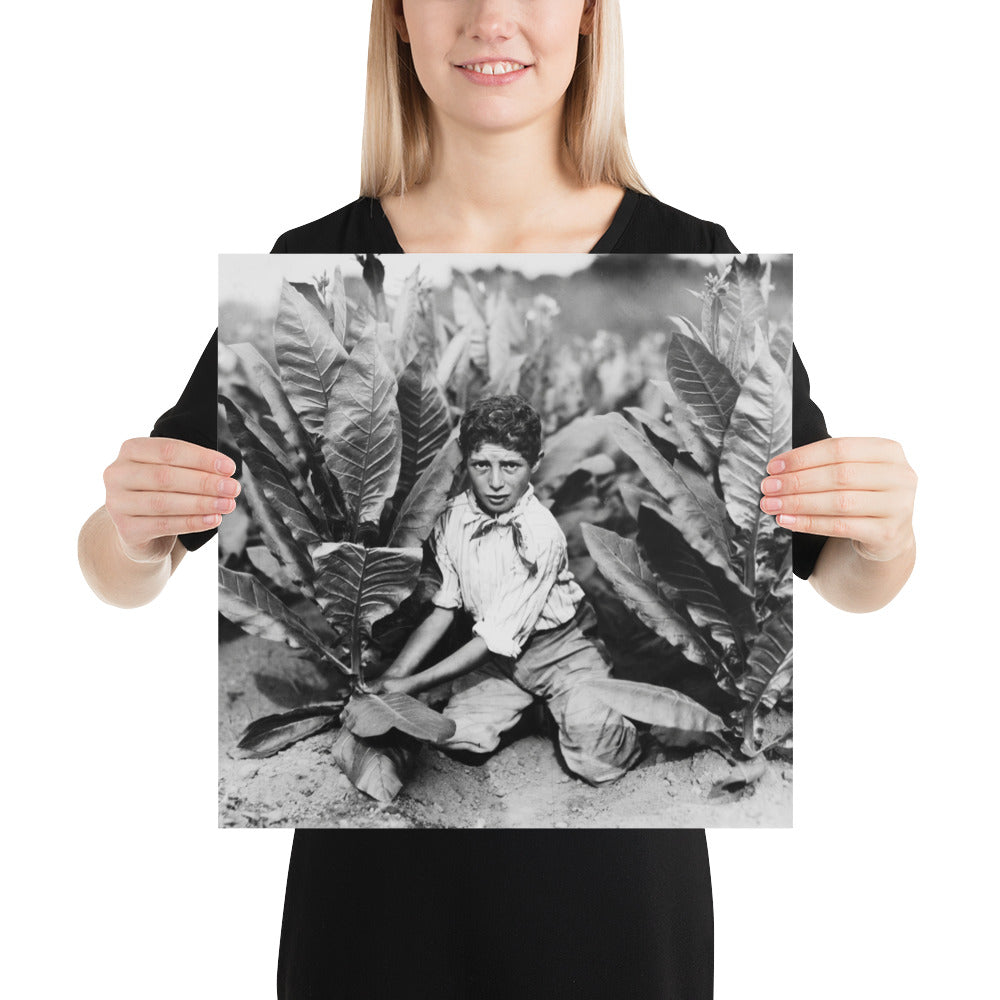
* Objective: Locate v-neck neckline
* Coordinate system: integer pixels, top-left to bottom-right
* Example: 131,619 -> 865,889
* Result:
372,187 -> 638,254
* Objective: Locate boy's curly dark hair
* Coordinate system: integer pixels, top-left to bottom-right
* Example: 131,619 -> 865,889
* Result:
459,394 -> 542,465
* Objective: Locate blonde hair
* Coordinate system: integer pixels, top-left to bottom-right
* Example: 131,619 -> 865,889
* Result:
360,0 -> 651,199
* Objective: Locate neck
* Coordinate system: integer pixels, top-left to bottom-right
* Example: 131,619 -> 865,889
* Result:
413,104 -> 585,235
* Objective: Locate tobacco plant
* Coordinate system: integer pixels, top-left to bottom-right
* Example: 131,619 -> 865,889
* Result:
219,271 -> 466,802
580,256 -> 794,757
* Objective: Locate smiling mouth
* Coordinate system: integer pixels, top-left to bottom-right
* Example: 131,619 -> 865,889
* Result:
457,61 -> 529,75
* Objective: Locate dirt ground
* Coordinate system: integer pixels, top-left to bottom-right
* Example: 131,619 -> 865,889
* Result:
219,627 -> 792,829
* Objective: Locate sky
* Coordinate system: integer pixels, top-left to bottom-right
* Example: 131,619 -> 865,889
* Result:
218,252 -> 789,312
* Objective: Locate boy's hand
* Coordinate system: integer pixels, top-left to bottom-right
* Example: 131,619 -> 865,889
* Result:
371,675 -> 418,696
759,437 -> 917,562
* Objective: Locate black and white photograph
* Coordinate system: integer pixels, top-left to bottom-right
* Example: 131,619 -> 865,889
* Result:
218,252 -> 794,828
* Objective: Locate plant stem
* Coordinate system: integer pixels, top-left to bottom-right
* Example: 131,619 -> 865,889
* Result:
351,628 -> 363,686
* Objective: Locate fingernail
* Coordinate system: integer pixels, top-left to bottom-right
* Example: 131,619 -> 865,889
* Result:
762,478 -> 782,493
768,459 -> 786,474
216,458 -> 235,474
761,497 -> 782,512
777,514 -> 796,526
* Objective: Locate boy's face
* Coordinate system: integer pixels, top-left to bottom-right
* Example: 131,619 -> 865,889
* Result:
466,442 -> 541,515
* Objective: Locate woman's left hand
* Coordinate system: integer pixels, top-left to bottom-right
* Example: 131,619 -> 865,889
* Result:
760,437 -> 917,562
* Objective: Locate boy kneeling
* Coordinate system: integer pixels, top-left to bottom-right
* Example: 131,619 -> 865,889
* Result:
375,395 -> 641,786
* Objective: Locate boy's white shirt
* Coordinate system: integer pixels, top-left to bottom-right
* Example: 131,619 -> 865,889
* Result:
431,484 -> 584,658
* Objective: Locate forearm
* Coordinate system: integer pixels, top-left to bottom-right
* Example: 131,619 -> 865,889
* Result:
77,506 -> 183,609
808,533 -> 916,613
402,637 -> 492,695
384,607 -> 457,677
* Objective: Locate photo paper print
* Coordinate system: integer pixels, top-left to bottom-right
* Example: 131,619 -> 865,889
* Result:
218,252 -> 793,829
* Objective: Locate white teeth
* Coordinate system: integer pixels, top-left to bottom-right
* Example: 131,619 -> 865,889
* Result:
463,61 -> 525,75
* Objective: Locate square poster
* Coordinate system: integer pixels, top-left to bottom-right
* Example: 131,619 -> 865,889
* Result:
218,253 -> 793,829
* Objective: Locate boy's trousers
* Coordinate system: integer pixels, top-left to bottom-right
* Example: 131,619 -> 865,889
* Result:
436,600 -> 642,785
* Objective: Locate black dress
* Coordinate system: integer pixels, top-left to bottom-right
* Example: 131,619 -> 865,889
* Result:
151,188 -> 829,999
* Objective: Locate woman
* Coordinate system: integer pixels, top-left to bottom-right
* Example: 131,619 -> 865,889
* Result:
78,2 -> 917,996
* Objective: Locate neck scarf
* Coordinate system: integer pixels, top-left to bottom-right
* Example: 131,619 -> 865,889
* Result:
463,485 -> 539,577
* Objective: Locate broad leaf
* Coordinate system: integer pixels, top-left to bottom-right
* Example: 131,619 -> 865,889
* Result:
719,347 -> 792,586
374,317 -> 403,374
396,356 -> 452,500
738,603 -> 792,711
310,541 -> 422,637
230,460 -> 313,591
290,281 -> 329,320
226,342 -> 345,531
247,544 -> 297,592
669,314 -> 710,351
232,704 -> 343,758
637,505 -> 754,654
718,255 -> 768,383
485,351 -> 528,397
624,406 -> 682,462
330,727 -> 414,802
454,281 -> 488,371
218,394 -> 322,551
388,431 -> 464,549
581,524 -> 718,668
649,380 -> 715,473
218,565 -> 349,674
582,677 -> 726,732
437,330 -> 469,389
517,353 -> 542,407
329,265 -> 348,343
534,413 -> 622,498
604,412 -> 741,587
322,334 -> 402,535
666,333 -> 740,451
345,303 -> 374,353
391,266 -> 423,368
486,288 -> 523,377
341,691 -> 456,742
274,279 -> 350,438
770,323 -> 793,376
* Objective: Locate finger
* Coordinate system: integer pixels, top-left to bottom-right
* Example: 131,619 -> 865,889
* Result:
761,462 -> 911,497
766,437 -> 905,475
122,436 -> 237,476
113,459 -> 241,499
760,490 -> 895,519
771,512 -> 884,544
114,489 -> 239,518
116,511 -> 226,546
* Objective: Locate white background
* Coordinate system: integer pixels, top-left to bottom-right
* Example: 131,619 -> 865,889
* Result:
4,1 -> 998,997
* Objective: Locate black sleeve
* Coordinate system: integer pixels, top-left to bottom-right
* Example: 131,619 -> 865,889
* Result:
148,233 -> 285,552
717,236 -> 831,579
711,224 -> 739,253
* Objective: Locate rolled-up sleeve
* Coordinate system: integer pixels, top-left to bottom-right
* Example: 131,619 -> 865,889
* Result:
430,517 -> 463,610
472,537 -> 565,659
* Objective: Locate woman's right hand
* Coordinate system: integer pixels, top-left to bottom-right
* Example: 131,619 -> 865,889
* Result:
103,437 -> 241,563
